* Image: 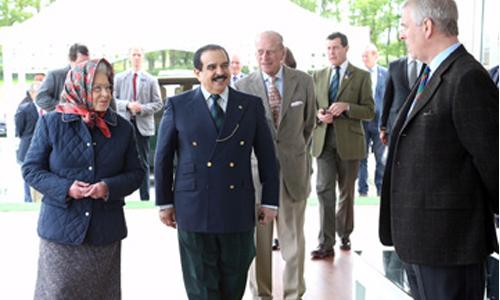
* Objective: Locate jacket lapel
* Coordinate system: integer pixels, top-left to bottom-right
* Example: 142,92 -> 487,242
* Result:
217,88 -> 246,142
336,63 -> 354,100
280,66 -> 296,123
191,88 -> 219,141
403,46 -> 465,129
247,72 -> 276,133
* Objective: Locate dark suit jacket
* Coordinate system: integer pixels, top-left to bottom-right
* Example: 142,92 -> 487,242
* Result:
373,65 -> 388,122
379,45 -> 499,266
154,87 -> 279,233
15,100 -> 39,162
380,58 -> 413,136
36,65 -> 70,111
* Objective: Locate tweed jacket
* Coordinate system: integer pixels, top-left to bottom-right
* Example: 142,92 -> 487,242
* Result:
311,63 -> 375,160
379,45 -> 499,265
235,66 -> 316,201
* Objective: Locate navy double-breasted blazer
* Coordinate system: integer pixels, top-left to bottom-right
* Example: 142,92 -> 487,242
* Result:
154,87 -> 279,233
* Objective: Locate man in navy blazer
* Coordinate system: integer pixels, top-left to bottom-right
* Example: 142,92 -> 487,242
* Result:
379,1 -> 498,299
358,43 -> 388,196
15,81 -> 42,202
155,44 -> 279,300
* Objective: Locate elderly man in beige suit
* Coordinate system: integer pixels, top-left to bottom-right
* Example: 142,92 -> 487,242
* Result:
235,31 -> 316,300
311,32 -> 374,260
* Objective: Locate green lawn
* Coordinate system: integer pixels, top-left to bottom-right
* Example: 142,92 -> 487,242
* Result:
0,196 -> 379,212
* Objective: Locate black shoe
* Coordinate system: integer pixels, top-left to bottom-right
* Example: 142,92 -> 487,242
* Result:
359,193 -> 368,197
311,245 -> 335,259
340,237 -> 351,251
272,238 -> 280,251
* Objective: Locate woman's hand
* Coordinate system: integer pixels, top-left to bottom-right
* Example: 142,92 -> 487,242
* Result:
85,181 -> 109,200
68,180 -> 91,199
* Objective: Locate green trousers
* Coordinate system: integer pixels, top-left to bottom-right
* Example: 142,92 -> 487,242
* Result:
178,228 -> 255,300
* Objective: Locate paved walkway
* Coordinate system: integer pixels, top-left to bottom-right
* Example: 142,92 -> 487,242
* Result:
0,203 -> 382,299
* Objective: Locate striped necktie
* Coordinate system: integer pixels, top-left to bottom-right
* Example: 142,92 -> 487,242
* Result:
329,66 -> 340,104
209,94 -> 224,132
415,66 -> 431,100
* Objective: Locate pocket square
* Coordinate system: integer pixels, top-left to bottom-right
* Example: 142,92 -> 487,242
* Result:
291,101 -> 303,107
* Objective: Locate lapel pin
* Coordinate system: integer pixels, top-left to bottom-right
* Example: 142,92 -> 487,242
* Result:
238,105 -> 243,110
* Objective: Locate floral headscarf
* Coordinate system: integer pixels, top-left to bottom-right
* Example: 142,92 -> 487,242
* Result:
57,58 -> 114,138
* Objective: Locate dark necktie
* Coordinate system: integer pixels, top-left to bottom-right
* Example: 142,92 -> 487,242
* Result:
132,73 -> 138,101
415,66 -> 431,100
329,66 -> 341,104
210,94 -> 224,132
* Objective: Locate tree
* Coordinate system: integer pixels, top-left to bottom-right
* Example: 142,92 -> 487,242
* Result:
291,0 -> 406,66
1,0 -> 52,79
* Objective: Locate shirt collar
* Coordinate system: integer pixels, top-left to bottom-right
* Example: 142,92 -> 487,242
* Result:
428,43 -> 461,79
200,85 -> 229,108
261,65 -> 284,83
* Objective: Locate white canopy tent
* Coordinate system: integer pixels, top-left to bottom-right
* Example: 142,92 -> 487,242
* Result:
0,0 -> 369,79
0,0 -> 369,139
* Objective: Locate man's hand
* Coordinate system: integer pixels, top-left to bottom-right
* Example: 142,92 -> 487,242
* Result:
257,207 -> 278,225
84,181 -> 109,199
68,180 -> 91,199
127,102 -> 142,114
159,207 -> 177,229
379,130 -> 389,145
317,108 -> 334,124
328,102 -> 349,117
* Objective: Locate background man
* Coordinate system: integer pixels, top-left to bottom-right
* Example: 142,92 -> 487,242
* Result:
230,54 -> 246,87
379,55 -> 424,145
15,81 -> 42,202
236,31 -> 316,300
114,47 -> 162,201
379,1 -> 498,299
36,43 -> 89,111
155,44 -> 279,299
358,43 -> 387,197
311,32 -> 374,259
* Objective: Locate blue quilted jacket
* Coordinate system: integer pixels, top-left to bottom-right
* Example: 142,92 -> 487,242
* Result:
22,109 -> 145,245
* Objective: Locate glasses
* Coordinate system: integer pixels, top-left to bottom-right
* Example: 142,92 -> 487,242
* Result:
92,85 -> 112,94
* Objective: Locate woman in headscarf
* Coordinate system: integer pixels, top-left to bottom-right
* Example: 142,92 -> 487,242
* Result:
22,58 -> 145,299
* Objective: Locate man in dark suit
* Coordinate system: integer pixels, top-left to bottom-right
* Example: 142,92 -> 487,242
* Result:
379,56 -> 424,145
358,43 -> 388,197
36,43 -> 89,111
379,1 -> 499,299
15,81 -> 42,202
155,44 -> 279,300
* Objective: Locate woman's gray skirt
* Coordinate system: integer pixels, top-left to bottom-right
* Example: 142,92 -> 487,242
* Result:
34,238 -> 121,300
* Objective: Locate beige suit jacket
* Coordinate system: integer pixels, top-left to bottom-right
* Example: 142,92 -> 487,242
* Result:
235,66 -> 316,201
311,63 -> 375,160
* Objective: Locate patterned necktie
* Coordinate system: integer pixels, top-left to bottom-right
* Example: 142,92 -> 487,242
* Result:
415,66 -> 431,100
329,66 -> 340,104
132,73 -> 138,101
268,76 -> 282,127
209,94 -> 224,132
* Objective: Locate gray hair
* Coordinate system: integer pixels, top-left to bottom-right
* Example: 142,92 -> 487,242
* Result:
403,0 -> 459,36
256,31 -> 285,50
